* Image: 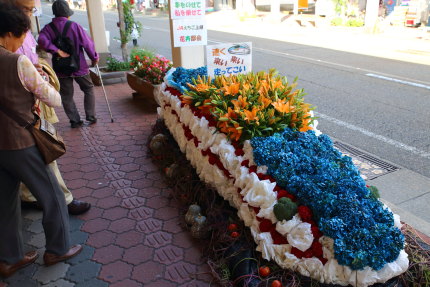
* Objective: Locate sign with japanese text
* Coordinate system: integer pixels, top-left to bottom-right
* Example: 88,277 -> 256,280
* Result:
170,0 -> 206,19
172,18 -> 207,47
206,42 -> 252,77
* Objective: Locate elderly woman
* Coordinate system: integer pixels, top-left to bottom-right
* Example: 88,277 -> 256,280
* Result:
0,3 -> 81,278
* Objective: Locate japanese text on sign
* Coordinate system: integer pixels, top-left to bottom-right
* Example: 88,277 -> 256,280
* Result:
173,18 -> 207,47
171,0 -> 205,19
206,42 -> 252,77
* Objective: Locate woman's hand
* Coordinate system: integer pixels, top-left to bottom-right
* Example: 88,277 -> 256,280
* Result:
57,49 -> 70,58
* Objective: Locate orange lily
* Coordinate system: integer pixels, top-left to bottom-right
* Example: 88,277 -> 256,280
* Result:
231,95 -> 248,111
299,114 -> 313,132
181,95 -> 193,106
227,123 -> 242,142
272,99 -> 295,114
223,82 -> 240,96
194,83 -> 210,92
258,95 -> 272,109
198,99 -> 214,116
243,107 -> 260,124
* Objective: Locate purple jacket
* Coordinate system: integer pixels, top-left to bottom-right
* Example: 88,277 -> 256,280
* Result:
38,17 -> 99,77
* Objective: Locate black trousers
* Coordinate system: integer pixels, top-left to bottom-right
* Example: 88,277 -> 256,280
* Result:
59,74 -> 96,124
0,146 -> 70,264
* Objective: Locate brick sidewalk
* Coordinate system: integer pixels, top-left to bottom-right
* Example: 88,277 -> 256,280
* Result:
1,81 -> 214,286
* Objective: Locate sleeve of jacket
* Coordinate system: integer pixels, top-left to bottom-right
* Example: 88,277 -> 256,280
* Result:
76,23 -> 99,61
38,26 -> 59,54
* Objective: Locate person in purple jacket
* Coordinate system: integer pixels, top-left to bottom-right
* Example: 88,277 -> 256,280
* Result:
38,0 -> 99,128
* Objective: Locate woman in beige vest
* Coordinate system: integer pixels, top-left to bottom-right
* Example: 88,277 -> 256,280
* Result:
0,3 -> 81,278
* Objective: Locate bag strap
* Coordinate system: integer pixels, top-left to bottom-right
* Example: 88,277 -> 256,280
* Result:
49,22 -> 61,38
0,105 -> 35,128
62,21 -> 73,37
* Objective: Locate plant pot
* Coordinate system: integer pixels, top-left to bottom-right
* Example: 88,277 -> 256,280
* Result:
89,67 -> 127,86
126,72 -> 158,105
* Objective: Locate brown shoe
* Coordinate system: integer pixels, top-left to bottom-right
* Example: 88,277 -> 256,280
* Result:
0,251 -> 38,278
67,200 -> 91,215
43,244 -> 83,266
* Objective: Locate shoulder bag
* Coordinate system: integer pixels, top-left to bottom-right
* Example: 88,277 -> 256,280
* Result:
0,105 -> 66,164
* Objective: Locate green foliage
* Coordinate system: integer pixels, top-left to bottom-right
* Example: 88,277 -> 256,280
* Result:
121,0 -> 142,45
367,185 -> 380,200
346,18 -> 364,27
106,57 -> 131,72
331,17 -> 343,26
273,197 -> 298,221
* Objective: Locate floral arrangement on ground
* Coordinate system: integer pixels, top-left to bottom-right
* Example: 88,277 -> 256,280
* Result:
148,120 -> 430,287
152,67 -> 426,286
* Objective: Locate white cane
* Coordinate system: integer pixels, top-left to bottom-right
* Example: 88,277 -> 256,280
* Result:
95,64 -> 114,123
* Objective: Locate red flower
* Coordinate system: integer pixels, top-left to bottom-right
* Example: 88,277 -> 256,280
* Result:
241,160 -> 250,167
311,225 -> 323,239
270,229 -> 288,245
298,205 -> 313,222
291,247 -> 304,258
249,165 -> 257,173
311,241 -> 323,258
259,219 -> 273,232
235,149 -> 244,156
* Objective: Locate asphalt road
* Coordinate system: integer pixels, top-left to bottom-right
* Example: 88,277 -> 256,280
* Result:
37,3 -> 430,179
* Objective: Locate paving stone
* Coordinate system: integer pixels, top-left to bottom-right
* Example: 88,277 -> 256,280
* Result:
86,230 -> 117,248
77,206 -> 103,221
28,233 -> 46,249
108,218 -> 136,233
74,278 -> 108,287
105,171 -> 126,181
172,232 -> 194,249
93,245 -> 124,264
98,261 -> 133,283
115,230 -> 145,248
165,262 -> 198,284
27,220 -> 43,234
22,210 -> 43,221
128,206 -> 154,221
153,206 -> 180,221
137,187 -> 162,198
96,196 -> 122,209
86,179 -> 109,189
91,188 -> 115,199
178,280 -> 214,287
33,263 -> 70,284
44,279 -> 75,287
66,179 -> 89,190
4,278 -> 38,287
183,246 -> 205,265
66,260 -> 102,283
101,164 -> 121,173
122,245 -> 153,265
67,245 -> 95,265
131,178 -> 154,189
131,262 -> 164,284
70,230 -> 89,245
119,163 -> 140,172
136,218 -> 163,234
145,196 -> 170,209
143,280 -> 178,287
163,218 -> 185,234
69,216 -> 84,232
114,187 -> 139,199
121,196 -> 146,209
4,263 -> 37,283
109,279 -> 141,287
102,207 -> 128,220
81,218 -> 110,233
154,245 -> 183,264
144,231 -> 173,248
109,179 -> 132,190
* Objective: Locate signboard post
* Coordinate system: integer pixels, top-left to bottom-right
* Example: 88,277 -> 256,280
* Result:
206,42 -> 252,78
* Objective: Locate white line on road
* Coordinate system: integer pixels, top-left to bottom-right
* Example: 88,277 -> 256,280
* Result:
366,73 -> 430,90
315,112 -> 430,159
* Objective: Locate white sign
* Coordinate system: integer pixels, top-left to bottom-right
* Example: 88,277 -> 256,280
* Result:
172,18 -> 207,47
206,42 -> 252,78
34,0 -> 42,17
170,0 -> 206,19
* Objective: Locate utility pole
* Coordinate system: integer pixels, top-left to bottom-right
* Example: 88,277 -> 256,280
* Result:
117,0 -> 128,61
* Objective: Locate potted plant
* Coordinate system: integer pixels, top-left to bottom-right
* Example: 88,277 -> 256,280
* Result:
89,56 -> 131,86
126,48 -> 172,104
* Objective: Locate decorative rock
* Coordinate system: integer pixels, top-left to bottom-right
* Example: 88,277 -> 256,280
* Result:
190,215 -> 207,239
185,204 -> 201,225
149,134 -> 167,155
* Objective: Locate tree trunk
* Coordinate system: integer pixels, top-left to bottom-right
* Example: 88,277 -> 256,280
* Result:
117,0 -> 129,61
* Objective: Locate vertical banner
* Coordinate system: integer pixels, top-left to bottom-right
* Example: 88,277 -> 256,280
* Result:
206,42 -> 252,78
170,0 -> 206,19
172,18 -> 207,47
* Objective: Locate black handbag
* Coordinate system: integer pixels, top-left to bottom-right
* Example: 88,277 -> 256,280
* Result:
0,106 -> 66,164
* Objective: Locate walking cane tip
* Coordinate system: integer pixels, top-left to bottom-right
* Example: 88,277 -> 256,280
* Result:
111,119 -> 114,123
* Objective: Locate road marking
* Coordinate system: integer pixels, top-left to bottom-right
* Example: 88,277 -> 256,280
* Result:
315,112 -> 430,159
366,73 -> 430,90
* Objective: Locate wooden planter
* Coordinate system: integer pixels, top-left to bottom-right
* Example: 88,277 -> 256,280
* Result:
126,72 -> 159,105
89,67 -> 127,86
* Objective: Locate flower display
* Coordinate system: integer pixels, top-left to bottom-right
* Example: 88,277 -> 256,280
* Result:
169,66 -> 207,93
156,67 -> 408,286
132,51 -> 172,85
182,69 -> 315,143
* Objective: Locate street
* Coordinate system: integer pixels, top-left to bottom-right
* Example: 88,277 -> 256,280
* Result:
37,3 -> 430,180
